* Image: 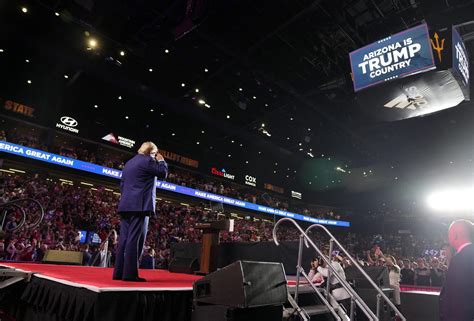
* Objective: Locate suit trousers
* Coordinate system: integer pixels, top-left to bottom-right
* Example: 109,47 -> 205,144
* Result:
113,212 -> 149,279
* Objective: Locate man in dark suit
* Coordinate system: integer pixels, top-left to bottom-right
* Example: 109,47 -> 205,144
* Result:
439,219 -> 474,321
113,142 -> 168,282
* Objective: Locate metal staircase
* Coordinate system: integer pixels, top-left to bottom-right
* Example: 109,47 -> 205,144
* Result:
273,218 -> 406,321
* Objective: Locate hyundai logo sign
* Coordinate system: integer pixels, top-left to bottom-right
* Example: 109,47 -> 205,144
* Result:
60,116 -> 78,127
56,116 -> 79,133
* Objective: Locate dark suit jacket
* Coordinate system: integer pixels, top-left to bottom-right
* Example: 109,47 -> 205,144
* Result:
439,244 -> 474,321
118,154 -> 168,213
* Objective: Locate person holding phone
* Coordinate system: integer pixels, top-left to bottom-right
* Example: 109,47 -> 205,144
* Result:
112,141 -> 168,282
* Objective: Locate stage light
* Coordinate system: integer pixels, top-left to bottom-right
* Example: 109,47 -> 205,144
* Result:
150,109 -> 154,112
204,103 -> 211,108
164,49 -> 169,53
120,50 -> 125,56
228,154 -> 231,158
274,170 -> 277,174
298,142 -> 302,146
238,88 -> 243,91
181,83 -> 185,87
275,162 -> 278,165
64,75 -> 69,79
125,116 -> 129,119
308,128 -> 311,131
290,117 -> 294,121
201,130 -> 205,134
261,123 -> 265,127
198,99 -> 206,105
204,68 -> 209,72
0,49 -> 4,53
149,68 -> 153,72
21,7 -> 28,13
25,59 -> 29,63
171,133 -> 175,136
160,113 -> 164,116
196,141 -> 200,145
245,161 -> 249,164
226,115 -> 230,119
287,137 -> 290,140
55,12 -> 60,16
27,80 -> 31,84
118,96 -> 122,100
88,38 -> 98,48
94,105 -> 98,108
265,103 -> 269,107
253,96 -> 257,99
195,88 -> 199,93
231,140 -> 234,143
427,188 -> 474,211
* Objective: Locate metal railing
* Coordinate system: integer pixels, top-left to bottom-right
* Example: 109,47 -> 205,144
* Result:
304,223 -> 406,321
273,218 -> 406,321
0,198 -> 45,232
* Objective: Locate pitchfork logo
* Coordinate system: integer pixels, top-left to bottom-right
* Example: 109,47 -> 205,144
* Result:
60,116 -> 78,127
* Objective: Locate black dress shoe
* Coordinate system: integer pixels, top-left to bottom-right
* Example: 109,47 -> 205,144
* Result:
122,277 -> 146,282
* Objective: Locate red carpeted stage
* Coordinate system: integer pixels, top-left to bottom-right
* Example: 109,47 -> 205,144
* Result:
0,262 -> 203,321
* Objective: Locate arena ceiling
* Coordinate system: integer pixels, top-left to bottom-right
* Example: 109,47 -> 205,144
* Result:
0,0 -> 473,212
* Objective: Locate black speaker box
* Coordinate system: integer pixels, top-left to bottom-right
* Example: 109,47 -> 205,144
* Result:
169,257 -> 199,274
345,266 -> 390,288
193,260 -> 287,308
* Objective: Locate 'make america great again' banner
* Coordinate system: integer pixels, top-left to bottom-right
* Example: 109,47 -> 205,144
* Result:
350,23 -> 436,92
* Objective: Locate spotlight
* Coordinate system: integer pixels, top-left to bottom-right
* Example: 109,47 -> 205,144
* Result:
204,68 -> 209,72
88,38 -> 98,48
27,80 -> 32,84
165,49 -> 169,54
64,75 -> 69,79
181,83 -> 185,87
226,115 -> 230,119
21,7 -> 28,13
125,116 -> 129,119
0,49 -> 4,53
120,50 -> 125,56
148,68 -> 153,72
198,99 -> 206,105
427,188 -> 474,212
94,105 -> 98,108
195,88 -> 199,93
55,12 -> 60,16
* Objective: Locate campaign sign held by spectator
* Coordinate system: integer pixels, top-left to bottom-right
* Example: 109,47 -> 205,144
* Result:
350,23 -> 435,92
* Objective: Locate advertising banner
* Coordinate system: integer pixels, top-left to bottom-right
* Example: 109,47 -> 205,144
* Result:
452,26 -> 470,100
350,23 -> 436,92
0,141 -> 350,227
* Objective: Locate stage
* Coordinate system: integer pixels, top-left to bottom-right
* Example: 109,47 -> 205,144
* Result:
0,262 -> 203,321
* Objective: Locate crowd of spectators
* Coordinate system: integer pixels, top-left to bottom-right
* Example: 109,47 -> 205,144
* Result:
1,125 -> 344,220
0,171 -> 448,288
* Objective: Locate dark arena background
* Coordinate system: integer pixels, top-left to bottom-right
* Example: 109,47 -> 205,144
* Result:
0,0 -> 473,320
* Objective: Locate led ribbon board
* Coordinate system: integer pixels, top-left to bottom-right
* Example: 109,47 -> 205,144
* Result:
0,141 -> 350,227
350,23 -> 436,92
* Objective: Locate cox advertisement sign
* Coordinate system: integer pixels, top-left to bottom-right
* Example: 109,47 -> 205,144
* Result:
350,23 -> 435,92
244,175 -> 257,187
